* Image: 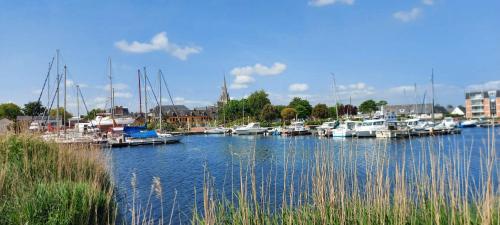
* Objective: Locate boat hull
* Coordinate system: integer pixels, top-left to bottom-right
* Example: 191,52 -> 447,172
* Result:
356,130 -> 377,137
331,130 -> 355,137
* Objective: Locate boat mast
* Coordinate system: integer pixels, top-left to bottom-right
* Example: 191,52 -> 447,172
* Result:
56,49 -> 60,135
223,74 -> 227,127
158,70 -> 162,131
414,83 -> 418,116
76,84 -> 80,125
138,69 -> 143,116
64,65 -> 67,136
144,67 -> 148,121
108,57 -> 113,121
47,61 -> 50,111
431,69 -> 435,124
331,73 -> 339,120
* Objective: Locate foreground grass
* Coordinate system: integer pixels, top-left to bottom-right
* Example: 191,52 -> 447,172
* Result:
0,135 -> 115,225
193,134 -> 499,224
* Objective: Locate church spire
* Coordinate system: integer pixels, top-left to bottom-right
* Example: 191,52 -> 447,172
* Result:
218,74 -> 230,107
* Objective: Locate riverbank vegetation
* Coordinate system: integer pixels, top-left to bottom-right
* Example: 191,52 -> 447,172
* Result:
0,135 -> 115,224
193,135 -> 499,224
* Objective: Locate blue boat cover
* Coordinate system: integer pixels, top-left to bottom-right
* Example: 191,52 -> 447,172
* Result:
124,125 -> 147,136
129,130 -> 158,138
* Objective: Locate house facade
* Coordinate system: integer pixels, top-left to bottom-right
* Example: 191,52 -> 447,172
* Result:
465,90 -> 500,119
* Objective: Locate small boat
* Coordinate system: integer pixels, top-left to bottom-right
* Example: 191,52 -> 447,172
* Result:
355,119 -> 386,137
204,126 -> 229,134
157,133 -> 183,143
282,121 -> 311,136
376,121 -> 411,138
331,120 -> 357,137
91,115 -> 135,127
460,120 -> 477,128
233,123 -> 267,135
316,121 -> 338,137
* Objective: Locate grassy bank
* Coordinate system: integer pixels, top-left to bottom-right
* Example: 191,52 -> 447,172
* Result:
0,135 -> 115,225
193,135 -> 499,224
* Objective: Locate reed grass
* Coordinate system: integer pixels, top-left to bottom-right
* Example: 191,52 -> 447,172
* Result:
0,134 -> 115,225
192,133 -> 499,225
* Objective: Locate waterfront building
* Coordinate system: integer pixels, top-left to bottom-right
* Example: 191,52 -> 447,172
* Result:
108,106 -> 130,116
150,105 -> 212,127
450,106 -> 465,116
465,90 -> 500,119
382,103 -> 448,119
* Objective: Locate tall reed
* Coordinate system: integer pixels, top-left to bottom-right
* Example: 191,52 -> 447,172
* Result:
0,134 -> 116,225
193,133 -> 499,225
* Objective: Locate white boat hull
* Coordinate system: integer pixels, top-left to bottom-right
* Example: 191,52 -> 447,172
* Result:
234,129 -> 267,135
356,130 -> 377,137
331,129 -> 355,137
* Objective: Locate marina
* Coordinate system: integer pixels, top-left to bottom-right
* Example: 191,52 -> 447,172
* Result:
109,127 -> 500,224
2,1 -> 500,224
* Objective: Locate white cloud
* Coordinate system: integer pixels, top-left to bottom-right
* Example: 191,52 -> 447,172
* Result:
466,80 -> 500,91
387,85 -> 416,94
91,96 -> 109,109
308,0 -> 354,7
66,79 -> 74,87
230,62 -> 287,89
114,92 -> 133,99
104,83 -> 129,91
422,0 -> 434,5
172,97 -> 211,107
289,83 -> 309,92
393,8 -> 422,22
336,82 -> 376,101
114,32 -> 202,60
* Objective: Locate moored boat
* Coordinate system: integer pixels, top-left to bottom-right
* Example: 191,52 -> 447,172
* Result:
355,119 -> 385,137
233,123 -> 267,135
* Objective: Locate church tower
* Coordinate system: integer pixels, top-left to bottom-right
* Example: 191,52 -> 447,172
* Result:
217,75 -> 230,107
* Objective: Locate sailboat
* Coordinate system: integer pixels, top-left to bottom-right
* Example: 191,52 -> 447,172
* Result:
155,69 -> 183,143
94,58 -> 135,132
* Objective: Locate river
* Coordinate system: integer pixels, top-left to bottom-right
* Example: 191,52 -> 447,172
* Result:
109,127 -> 499,224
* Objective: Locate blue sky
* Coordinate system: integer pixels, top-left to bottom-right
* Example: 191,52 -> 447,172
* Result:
1,0 -> 499,114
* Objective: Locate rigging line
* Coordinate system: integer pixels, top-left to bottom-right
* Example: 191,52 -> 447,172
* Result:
34,57 -> 55,119
77,86 -> 95,127
145,74 -> 160,107
44,68 -> 64,126
160,70 -> 179,117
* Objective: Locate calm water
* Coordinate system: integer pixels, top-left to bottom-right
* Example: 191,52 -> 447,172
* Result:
109,127 -> 499,224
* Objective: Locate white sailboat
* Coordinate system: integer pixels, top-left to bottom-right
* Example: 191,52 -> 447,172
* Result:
156,69 -> 183,143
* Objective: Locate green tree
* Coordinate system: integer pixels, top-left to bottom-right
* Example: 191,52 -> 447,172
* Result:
49,108 -> 73,122
280,108 -> 297,121
275,105 -> 286,114
328,106 -> 338,119
246,90 -> 271,117
288,97 -> 312,119
84,108 -> 106,120
359,100 -> 378,114
377,100 -> 388,107
0,103 -> 23,120
312,104 -> 329,119
23,101 -> 47,116
260,104 -> 278,122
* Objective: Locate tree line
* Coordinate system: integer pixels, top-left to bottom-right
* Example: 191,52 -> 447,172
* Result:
0,101 -> 73,121
218,90 -> 367,125
0,91 -> 390,124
